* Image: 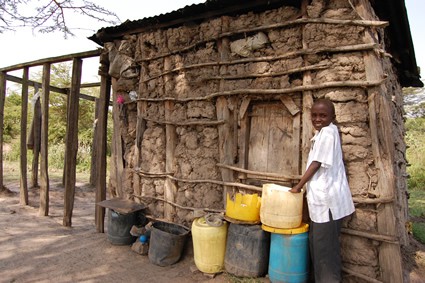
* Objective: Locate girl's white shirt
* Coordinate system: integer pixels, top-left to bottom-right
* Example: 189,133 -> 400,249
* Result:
306,123 -> 355,223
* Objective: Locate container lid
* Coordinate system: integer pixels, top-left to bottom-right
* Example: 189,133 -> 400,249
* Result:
262,223 -> 309,234
263,183 -> 291,192
195,214 -> 225,227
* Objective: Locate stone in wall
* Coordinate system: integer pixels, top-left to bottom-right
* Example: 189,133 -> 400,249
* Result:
248,62 -> 271,74
125,144 -> 137,169
259,6 -> 300,26
344,263 -> 379,283
176,67 -> 219,99
323,8 -> 357,20
144,103 -> 165,121
118,35 -> 137,57
325,89 -> 366,103
174,127 -> 220,180
138,178 -> 165,218
348,208 -> 377,232
304,24 -> 365,49
186,42 -> 218,65
342,144 -> 370,161
314,54 -> 366,83
341,236 -> 379,266
221,78 -> 252,92
341,132 -> 372,148
229,11 -> 259,32
140,126 -> 166,173
271,57 -> 304,74
335,101 -> 369,123
346,161 -> 371,196
108,37 -> 138,79
166,25 -> 199,51
339,124 -> 369,137
135,30 -> 167,61
122,168 -> 134,197
170,104 -> 187,122
186,101 -> 216,119
267,27 -> 303,55
199,17 -> 222,41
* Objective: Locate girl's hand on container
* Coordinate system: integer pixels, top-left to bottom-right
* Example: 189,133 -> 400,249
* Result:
289,187 -> 302,193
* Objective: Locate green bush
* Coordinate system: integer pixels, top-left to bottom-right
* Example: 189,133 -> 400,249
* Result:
406,117 -> 425,243
405,117 -> 425,190
413,223 -> 425,244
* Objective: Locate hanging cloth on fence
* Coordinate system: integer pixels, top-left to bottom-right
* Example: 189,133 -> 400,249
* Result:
27,91 -> 42,151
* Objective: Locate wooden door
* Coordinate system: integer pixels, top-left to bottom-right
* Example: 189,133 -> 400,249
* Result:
247,99 -> 300,177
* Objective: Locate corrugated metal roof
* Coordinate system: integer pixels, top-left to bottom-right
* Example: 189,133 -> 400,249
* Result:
89,0 -> 422,87
89,0 -> 299,45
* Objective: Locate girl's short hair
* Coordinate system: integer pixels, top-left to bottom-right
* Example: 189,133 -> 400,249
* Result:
313,98 -> 335,117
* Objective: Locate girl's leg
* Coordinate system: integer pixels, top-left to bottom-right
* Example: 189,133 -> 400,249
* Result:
309,210 -> 343,283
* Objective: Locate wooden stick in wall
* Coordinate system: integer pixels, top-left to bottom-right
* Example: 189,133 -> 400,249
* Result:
138,19 -> 386,62
141,43 -> 378,82
135,79 -> 386,103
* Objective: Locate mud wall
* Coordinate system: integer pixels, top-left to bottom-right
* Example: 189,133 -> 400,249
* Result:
103,0 -> 408,281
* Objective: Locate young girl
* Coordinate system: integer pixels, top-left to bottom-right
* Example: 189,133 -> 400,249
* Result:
289,98 -> 355,283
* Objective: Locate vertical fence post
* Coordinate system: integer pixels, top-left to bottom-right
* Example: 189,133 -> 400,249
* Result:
95,73 -> 111,233
90,98 -> 100,186
0,72 -> 6,191
63,58 -> 82,226
39,63 -> 50,216
20,67 -> 29,205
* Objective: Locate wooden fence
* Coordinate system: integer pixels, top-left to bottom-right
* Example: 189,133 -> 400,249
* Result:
0,49 -> 110,232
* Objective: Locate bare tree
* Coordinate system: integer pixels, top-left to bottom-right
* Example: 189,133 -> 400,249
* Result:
0,0 -> 120,36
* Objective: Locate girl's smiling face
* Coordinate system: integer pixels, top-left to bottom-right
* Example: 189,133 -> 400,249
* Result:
311,102 -> 335,131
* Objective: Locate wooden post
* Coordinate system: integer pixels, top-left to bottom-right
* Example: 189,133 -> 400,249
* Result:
135,59 -> 150,200
163,54 -> 177,221
354,2 -> 403,282
164,100 -> 177,221
90,98 -> 100,186
365,53 -> 403,283
39,63 -> 50,216
20,67 -> 29,205
0,72 -> 6,190
110,79 -> 124,198
237,97 -> 251,180
95,73 -> 111,233
31,96 -> 41,188
301,0 -> 314,173
134,99 -> 146,200
216,18 -> 234,205
63,58 -> 82,227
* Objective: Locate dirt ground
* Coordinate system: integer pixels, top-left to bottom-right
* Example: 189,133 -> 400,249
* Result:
0,178 -> 424,283
0,180 -> 238,283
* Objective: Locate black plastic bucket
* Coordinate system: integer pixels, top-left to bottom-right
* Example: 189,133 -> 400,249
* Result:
107,209 -> 137,245
148,221 -> 190,266
224,223 -> 270,277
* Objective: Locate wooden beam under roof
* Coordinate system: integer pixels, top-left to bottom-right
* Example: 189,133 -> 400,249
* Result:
0,49 -> 102,72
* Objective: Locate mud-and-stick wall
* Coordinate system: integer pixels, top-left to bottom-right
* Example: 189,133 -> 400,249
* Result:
103,0 -> 409,281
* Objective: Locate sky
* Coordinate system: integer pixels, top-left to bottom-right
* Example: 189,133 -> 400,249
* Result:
0,0 -> 424,84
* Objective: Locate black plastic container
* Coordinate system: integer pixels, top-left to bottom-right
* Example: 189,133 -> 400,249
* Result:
148,221 -> 190,266
107,209 -> 137,245
224,223 -> 270,277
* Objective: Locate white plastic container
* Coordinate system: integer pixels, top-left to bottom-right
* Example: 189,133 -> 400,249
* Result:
260,183 -> 303,229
